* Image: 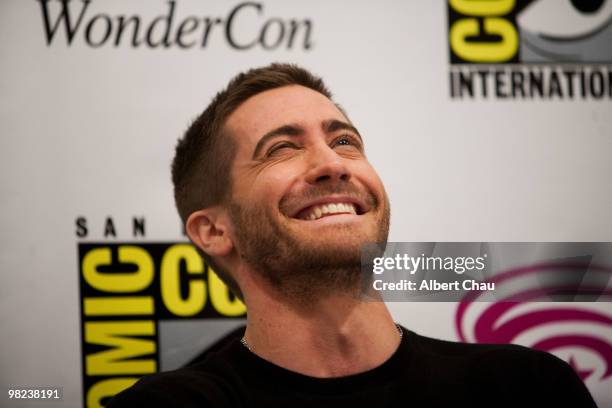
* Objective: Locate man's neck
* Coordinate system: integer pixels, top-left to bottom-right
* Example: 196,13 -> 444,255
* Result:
241,282 -> 401,378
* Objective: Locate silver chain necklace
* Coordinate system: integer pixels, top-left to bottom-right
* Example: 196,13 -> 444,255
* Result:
240,323 -> 403,352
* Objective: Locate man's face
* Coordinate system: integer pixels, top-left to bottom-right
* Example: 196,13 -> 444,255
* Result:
224,85 -> 390,299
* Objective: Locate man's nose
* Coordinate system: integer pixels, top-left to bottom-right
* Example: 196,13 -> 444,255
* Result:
304,143 -> 351,185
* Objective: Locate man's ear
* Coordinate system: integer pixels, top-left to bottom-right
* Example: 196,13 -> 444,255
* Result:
186,208 -> 233,257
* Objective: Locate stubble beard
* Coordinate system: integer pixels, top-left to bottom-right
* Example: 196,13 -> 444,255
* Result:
229,187 -> 390,303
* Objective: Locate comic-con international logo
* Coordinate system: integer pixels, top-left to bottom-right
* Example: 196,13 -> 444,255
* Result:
76,232 -> 247,407
448,0 -> 612,99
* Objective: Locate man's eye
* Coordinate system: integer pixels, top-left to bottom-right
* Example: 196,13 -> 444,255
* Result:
333,135 -> 361,149
266,142 -> 295,157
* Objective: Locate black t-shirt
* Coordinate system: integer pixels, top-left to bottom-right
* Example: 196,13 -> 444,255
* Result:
108,327 -> 597,407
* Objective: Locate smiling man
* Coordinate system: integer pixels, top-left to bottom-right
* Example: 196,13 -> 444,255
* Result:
109,64 -> 596,407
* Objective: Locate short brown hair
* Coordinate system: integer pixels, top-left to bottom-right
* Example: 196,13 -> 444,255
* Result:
172,63 -> 334,299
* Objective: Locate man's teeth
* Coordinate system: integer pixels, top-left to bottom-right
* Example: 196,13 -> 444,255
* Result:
304,203 -> 357,220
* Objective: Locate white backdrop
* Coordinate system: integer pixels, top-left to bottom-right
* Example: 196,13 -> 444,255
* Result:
1,0 -> 611,406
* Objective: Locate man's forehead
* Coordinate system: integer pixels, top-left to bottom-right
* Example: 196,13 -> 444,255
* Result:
224,85 -> 346,140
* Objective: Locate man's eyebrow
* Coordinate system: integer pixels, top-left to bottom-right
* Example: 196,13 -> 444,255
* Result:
252,124 -> 304,159
322,119 -> 363,143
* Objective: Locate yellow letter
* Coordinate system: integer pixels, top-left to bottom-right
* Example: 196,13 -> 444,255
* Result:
84,296 -> 154,316
85,321 -> 156,375
449,0 -> 515,16
82,246 -> 154,293
87,378 -> 138,408
161,244 -> 206,316
209,266 -> 246,317
450,18 -> 517,62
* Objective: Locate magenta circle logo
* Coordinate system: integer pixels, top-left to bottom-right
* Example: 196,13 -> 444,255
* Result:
455,260 -> 612,382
